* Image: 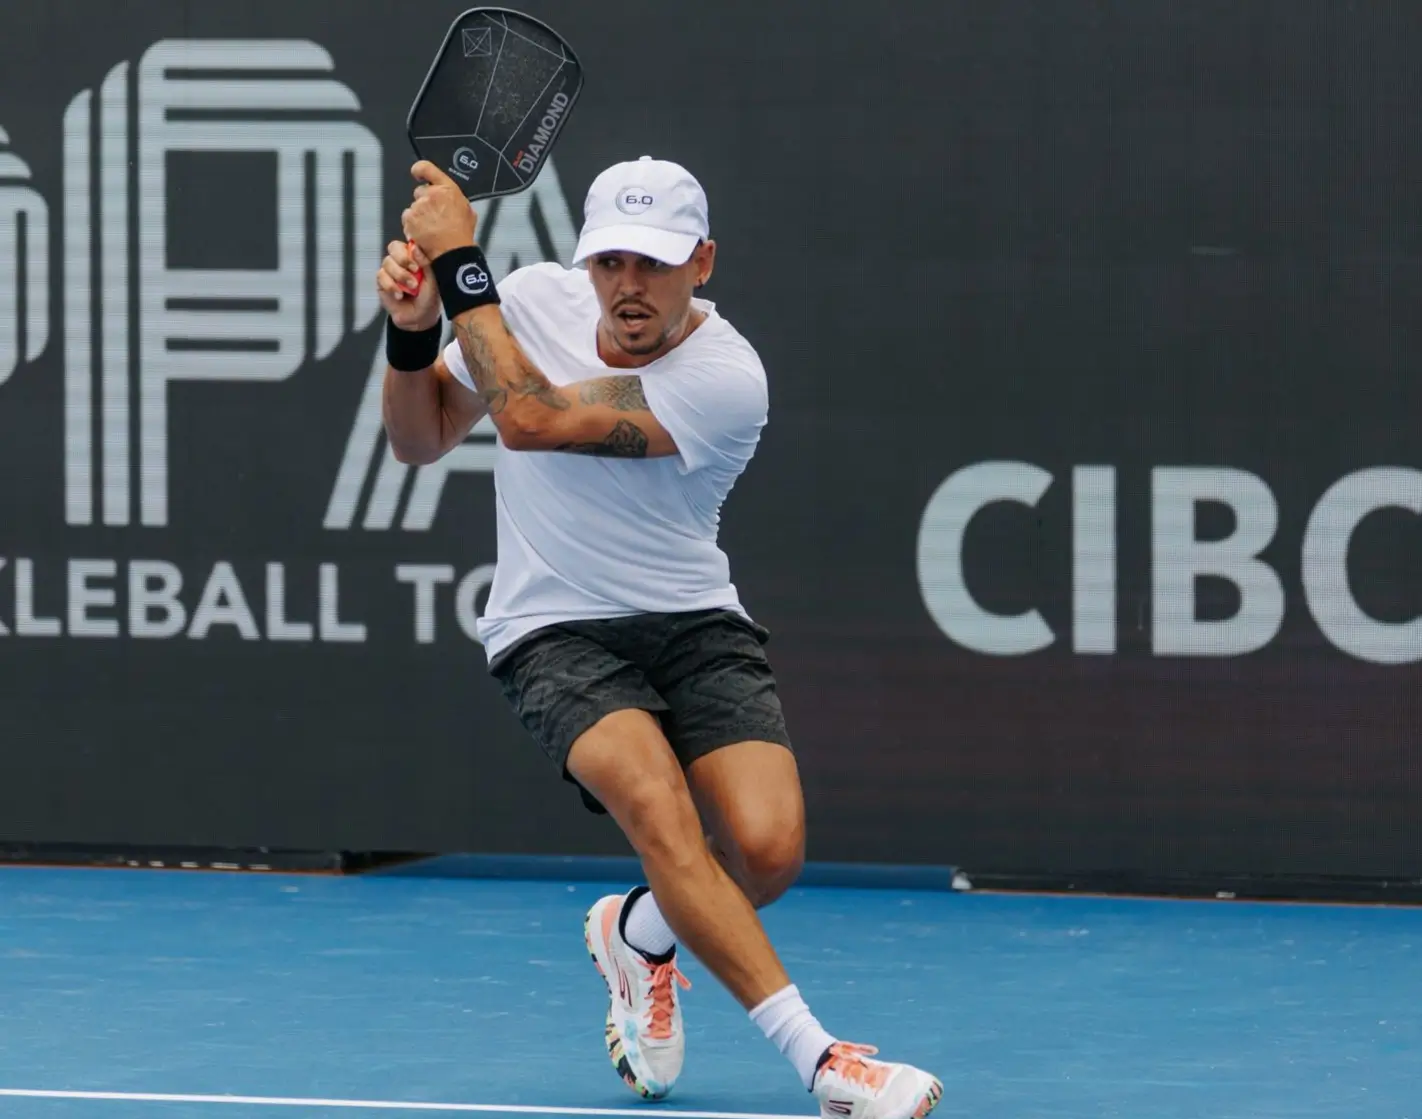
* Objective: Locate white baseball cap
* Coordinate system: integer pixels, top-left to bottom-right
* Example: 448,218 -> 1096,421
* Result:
572,155 -> 710,267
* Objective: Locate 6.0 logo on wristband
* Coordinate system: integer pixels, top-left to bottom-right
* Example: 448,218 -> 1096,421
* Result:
456,262 -> 491,295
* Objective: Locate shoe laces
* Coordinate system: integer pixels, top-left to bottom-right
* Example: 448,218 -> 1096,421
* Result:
640,956 -> 691,1040
822,1043 -> 891,1093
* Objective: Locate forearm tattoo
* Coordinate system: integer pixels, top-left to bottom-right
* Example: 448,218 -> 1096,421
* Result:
554,420 -> 650,458
453,316 -> 569,417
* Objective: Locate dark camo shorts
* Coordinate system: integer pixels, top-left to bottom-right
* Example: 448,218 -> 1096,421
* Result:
487,608 -> 793,814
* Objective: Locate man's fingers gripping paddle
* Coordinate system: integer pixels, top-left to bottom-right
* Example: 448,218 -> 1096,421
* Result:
403,162 -> 478,294
411,159 -> 458,190
383,239 -> 430,301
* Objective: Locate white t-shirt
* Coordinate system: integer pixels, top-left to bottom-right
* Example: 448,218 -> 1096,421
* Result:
441,262 -> 769,661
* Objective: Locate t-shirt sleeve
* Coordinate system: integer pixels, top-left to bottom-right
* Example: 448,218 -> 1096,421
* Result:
641,355 -> 769,475
442,337 -> 475,394
439,262 -> 549,395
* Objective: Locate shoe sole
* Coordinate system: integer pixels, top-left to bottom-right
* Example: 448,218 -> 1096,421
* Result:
583,902 -> 669,1102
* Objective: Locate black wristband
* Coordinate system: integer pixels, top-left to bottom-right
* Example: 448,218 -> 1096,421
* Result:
385,317 -> 443,372
431,245 -> 501,320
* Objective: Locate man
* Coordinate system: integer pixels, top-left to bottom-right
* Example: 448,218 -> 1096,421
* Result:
377,154 -> 942,1119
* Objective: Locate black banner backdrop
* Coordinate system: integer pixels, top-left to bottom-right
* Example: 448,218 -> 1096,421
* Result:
0,1 -> 1418,881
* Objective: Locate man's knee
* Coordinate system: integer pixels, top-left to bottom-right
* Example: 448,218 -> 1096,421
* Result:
707,804 -> 804,907
734,819 -> 805,906
688,740 -> 806,907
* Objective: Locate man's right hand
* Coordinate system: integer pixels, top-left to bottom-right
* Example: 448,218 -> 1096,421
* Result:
376,239 -> 441,332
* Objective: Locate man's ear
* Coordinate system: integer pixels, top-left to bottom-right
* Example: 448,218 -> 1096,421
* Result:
693,239 -> 716,289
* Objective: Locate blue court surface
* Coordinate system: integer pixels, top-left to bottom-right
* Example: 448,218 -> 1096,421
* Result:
1,866 -> 1419,1118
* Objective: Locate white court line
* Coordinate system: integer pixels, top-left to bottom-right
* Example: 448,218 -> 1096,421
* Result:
0,1088 -> 811,1118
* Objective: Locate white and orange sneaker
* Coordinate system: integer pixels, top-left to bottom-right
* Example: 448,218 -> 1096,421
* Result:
811,1043 -> 943,1119
583,893 -> 692,1100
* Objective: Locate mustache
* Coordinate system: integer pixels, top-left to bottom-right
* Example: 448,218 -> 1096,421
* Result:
614,300 -> 656,315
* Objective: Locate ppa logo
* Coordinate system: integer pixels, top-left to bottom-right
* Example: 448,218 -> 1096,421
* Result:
54,39 -> 384,528
0,37 -> 583,537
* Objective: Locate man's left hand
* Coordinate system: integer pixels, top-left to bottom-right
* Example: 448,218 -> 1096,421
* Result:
402,161 -> 479,259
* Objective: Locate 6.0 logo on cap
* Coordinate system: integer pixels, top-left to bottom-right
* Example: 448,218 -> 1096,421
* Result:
616,187 -> 654,215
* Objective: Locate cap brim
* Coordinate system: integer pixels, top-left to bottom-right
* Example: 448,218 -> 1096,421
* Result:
572,225 -> 701,267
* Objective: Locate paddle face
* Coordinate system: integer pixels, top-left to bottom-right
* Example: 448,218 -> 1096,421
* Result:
407,7 -> 585,202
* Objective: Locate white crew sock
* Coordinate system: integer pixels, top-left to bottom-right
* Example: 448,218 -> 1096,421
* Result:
622,889 -> 677,959
749,984 -> 838,1091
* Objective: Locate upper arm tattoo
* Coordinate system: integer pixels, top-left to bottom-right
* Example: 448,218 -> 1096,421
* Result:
579,376 -> 649,412
553,419 -> 650,458
549,375 -> 653,456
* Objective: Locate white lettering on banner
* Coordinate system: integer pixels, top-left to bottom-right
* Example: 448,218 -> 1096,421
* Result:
266,563 -> 314,643
916,463 -> 1421,664
916,462 -> 1055,656
395,563 -> 495,644
1073,466 -> 1116,655
1,559 -> 492,645
319,564 -> 367,643
130,561 -> 186,638
69,559 -> 120,638
189,562 -> 261,641
1302,467 -> 1422,665
1152,468 -> 1284,656
0,126 -> 50,386
60,41 -> 383,527
181,562 -> 366,642
455,564 -> 496,641
324,157 -> 579,532
396,565 -> 455,644
15,558 -> 61,636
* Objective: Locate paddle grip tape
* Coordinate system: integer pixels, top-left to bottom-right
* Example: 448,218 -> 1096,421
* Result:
432,245 -> 501,319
